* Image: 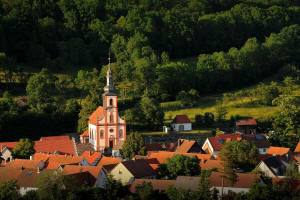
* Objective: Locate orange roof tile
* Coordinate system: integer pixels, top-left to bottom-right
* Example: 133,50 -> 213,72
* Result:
40,136 -> 70,141
34,139 -> 76,155
175,140 -> 196,153
201,160 -> 223,171
6,159 -> 43,169
267,146 -> 290,156
130,179 -> 176,193
236,117 -> 257,126
80,130 -> 89,137
97,156 -> 121,167
33,154 -> 83,169
62,165 -> 102,185
294,141 -> 300,153
0,167 -> 23,185
81,151 -> 102,165
0,142 -> 18,152
173,115 -> 191,124
33,153 -> 50,162
89,106 -> 104,125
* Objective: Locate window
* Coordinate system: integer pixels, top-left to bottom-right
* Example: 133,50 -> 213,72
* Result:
109,129 -> 114,133
110,114 -> 114,123
119,170 -> 122,174
119,129 -> 123,138
100,130 -> 104,139
263,148 -> 266,152
110,99 -> 113,106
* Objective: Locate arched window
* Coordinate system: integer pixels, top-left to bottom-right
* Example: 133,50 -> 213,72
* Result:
110,114 -> 114,123
110,99 -> 113,106
109,128 -> 114,133
100,130 -> 104,139
119,129 -> 123,138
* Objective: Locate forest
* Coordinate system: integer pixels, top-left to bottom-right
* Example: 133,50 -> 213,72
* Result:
1,0 -> 300,141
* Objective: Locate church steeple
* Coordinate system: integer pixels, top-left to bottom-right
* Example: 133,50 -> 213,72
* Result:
104,56 -> 116,94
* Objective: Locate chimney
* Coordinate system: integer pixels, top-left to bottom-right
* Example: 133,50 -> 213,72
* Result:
30,155 -> 33,160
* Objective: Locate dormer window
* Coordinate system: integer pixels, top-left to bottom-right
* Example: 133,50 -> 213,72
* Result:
110,99 -> 113,106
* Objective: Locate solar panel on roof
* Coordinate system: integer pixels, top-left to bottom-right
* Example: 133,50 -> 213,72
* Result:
218,139 -> 225,144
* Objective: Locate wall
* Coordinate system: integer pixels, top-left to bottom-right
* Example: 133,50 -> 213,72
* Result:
257,162 -> 276,177
172,123 -> 192,131
110,163 -> 133,185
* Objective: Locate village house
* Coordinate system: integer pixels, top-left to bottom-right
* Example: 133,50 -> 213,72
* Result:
5,159 -> 45,170
235,117 -> 257,134
171,115 -> 192,132
80,151 -> 103,166
175,139 -> 204,153
130,179 -> 176,194
174,172 -> 263,196
96,156 -> 122,172
110,159 -> 155,185
256,156 -> 286,177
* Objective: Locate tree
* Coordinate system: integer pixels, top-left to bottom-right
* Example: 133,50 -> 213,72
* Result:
176,89 -> 199,107
140,96 -> 164,129
219,140 -> 258,172
256,82 -> 280,106
160,154 -> 200,179
204,112 -> 214,127
166,185 -> 193,200
0,181 -> 20,200
12,138 -> 35,159
121,132 -> 146,159
135,181 -> 154,200
215,100 -> 228,122
195,114 -> 203,128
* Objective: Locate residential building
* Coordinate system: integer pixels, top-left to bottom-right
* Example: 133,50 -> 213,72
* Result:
86,60 -> 126,151
5,159 -> 45,170
256,156 -> 286,177
235,117 -> 257,134
171,115 -> 192,132
130,179 -> 176,193
110,159 -> 155,185
80,151 -> 103,166
175,139 -> 203,153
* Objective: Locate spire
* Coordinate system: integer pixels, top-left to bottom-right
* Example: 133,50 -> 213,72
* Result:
104,53 -> 116,93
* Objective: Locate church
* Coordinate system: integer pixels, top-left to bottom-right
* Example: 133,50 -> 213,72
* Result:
80,59 -> 126,151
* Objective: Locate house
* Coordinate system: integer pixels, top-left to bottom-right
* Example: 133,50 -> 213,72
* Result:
235,117 -> 257,134
130,179 -> 176,193
5,159 -> 45,170
174,172 -> 262,196
80,151 -> 103,166
256,156 -> 286,177
171,115 -> 192,132
202,134 -> 270,155
202,134 -> 242,155
62,165 -> 107,188
80,130 -> 89,144
175,139 -> 203,153
242,134 -> 270,154
0,167 -> 23,185
86,61 -> 126,151
112,140 -> 124,158
201,160 -> 223,172
110,159 -> 155,185
267,146 -> 291,156
0,142 -> 18,161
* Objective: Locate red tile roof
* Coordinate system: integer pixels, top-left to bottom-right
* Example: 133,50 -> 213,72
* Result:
89,106 -> 104,125
81,151 -> 102,165
32,153 -> 50,162
62,165 -> 103,185
175,140 -> 196,153
236,117 -> 257,126
294,141 -> 300,153
34,138 -> 76,155
6,159 -> 43,169
130,179 -> 176,193
267,146 -> 290,156
209,172 -> 261,188
80,130 -> 89,137
272,178 -> 300,191
0,142 -> 18,152
33,154 -> 84,169
0,167 -> 23,185
97,156 -> 121,167
121,159 -> 155,178
242,134 -> 270,148
146,143 -> 163,152
207,134 -> 242,151
40,136 -> 70,141
201,160 -> 223,171
172,115 -> 191,124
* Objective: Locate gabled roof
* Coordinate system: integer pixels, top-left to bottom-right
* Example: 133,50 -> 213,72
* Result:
201,160 -> 223,171
242,134 -> 270,148
0,142 -> 18,152
97,156 -> 121,167
89,106 -> 104,125
130,179 -> 176,193
35,154 -> 83,169
62,165 -> 103,185
294,141 -> 300,153
17,168 -> 54,188
175,140 -> 196,153
236,117 -> 257,126
6,159 -> 43,169
267,146 -> 290,156
206,134 -> 242,152
121,159 -> 155,178
0,167 -> 23,185
32,153 -> 50,162
81,151 -> 102,165
172,115 -> 191,124
77,143 -> 93,156
262,156 -> 283,171
145,143 -> 163,152
80,130 -> 89,137
40,136 -> 70,141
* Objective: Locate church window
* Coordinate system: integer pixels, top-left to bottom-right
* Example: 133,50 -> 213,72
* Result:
109,128 -> 114,133
119,129 -> 123,138
100,130 -> 104,139
110,114 -> 114,123
110,99 -> 113,106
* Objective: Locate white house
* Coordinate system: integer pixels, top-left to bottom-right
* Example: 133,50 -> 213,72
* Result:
171,115 -> 192,132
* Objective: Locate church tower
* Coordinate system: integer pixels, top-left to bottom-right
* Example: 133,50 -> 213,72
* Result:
85,58 -> 126,151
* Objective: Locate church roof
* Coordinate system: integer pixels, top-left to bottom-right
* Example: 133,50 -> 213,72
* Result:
89,106 -> 104,125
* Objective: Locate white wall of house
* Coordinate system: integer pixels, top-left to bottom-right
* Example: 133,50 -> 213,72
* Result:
171,123 -> 192,132
1,148 -> 13,161
257,162 -> 276,177
19,187 -> 38,196
258,148 -> 269,155
213,187 -> 250,195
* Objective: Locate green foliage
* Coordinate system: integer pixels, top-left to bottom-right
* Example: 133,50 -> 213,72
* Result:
215,100 -> 228,122
219,140 -> 259,172
176,89 -> 199,107
135,181 -> 154,200
160,154 -> 200,179
12,138 -> 35,159
195,114 -> 203,128
121,132 -> 146,159
0,181 -> 20,200
140,96 -> 164,129
204,112 -> 214,127
256,82 -> 280,106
